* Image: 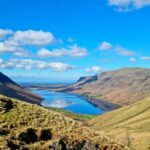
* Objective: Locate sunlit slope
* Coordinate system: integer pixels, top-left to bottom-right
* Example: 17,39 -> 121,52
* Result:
59,68 -> 150,106
89,97 -> 150,150
0,95 -> 127,150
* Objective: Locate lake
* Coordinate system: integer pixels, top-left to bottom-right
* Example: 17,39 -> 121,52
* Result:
31,89 -> 103,115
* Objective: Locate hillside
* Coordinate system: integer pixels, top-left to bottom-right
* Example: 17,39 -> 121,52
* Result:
0,95 -> 127,150
59,68 -> 150,106
0,72 -> 43,105
89,97 -> 150,150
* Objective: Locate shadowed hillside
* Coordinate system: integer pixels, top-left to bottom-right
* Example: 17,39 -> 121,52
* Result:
59,68 -> 150,106
0,95 -> 127,150
0,72 -> 43,105
89,97 -> 150,150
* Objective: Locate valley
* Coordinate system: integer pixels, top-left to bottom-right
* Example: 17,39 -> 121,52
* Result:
0,68 -> 150,150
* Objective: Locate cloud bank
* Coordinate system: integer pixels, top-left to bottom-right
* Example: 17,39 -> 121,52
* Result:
38,44 -> 87,57
108,0 -> 150,12
0,58 -> 75,72
99,41 -> 136,56
85,66 -> 102,73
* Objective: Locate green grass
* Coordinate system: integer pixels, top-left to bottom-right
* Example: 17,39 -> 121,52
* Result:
45,106 -> 96,123
0,95 -> 127,150
89,97 -> 150,150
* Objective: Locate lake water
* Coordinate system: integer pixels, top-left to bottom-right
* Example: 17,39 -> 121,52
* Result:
31,89 -> 103,115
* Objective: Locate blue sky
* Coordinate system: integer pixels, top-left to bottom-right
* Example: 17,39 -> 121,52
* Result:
0,0 -> 150,82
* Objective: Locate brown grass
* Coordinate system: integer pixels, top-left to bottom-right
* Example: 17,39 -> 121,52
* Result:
89,97 -> 150,150
0,95 -> 127,150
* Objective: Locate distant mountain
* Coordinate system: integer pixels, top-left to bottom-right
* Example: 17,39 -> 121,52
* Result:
89,97 -> 150,150
0,95 -> 127,149
0,72 -> 43,105
59,68 -> 150,106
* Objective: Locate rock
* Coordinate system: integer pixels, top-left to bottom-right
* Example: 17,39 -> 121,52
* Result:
0,97 -> 14,113
18,128 -> 38,144
37,128 -> 52,141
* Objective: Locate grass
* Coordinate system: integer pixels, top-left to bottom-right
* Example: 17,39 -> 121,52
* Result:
0,94 -> 127,150
89,97 -> 150,150
45,106 -> 96,123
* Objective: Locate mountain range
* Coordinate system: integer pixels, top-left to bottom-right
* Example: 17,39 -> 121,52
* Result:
58,68 -> 150,106
0,72 -> 43,105
0,68 -> 150,149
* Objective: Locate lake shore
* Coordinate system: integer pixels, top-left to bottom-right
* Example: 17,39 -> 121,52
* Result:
79,94 -> 120,111
23,84 -> 120,112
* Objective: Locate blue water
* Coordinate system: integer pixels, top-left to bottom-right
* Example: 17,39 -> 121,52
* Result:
31,89 -> 103,115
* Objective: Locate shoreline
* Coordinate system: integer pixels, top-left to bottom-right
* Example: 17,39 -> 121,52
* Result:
24,85 -> 120,112
72,94 -> 120,111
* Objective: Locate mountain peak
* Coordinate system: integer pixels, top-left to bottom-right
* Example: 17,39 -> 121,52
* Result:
0,72 -> 18,85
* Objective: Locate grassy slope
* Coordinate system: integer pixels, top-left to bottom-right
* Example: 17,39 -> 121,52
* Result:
45,107 -> 96,124
0,95 -> 126,150
89,97 -> 150,150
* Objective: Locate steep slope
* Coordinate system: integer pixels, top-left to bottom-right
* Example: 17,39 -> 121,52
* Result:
0,72 -> 43,105
60,68 -> 150,106
0,95 -> 127,150
89,97 -> 150,150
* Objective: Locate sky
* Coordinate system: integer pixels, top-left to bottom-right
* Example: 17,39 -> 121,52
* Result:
0,0 -> 150,83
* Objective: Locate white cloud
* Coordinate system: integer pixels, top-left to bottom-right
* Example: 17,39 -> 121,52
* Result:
0,29 -> 87,59
38,48 -> 64,57
68,37 -> 75,43
0,29 -> 57,57
0,40 -> 28,57
85,66 -> 102,73
13,51 -> 28,57
0,41 -> 21,53
98,41 -> 113,50
38,44 -> 87,57
98,41 -> 136,56
12,30 -> 55,46
115,47 -> 135,56
130,57 -> 137,62
140,56 -> 150,60
0,29 -> 13,38
50,62 -> 75,72
108,0 -> 150,12
0,58 -> 75,72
